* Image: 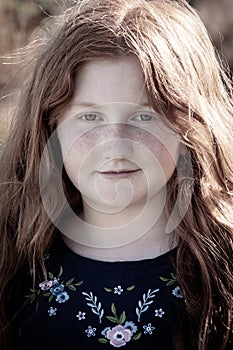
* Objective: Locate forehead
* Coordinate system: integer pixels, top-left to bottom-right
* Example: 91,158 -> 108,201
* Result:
71,55 -> 148,106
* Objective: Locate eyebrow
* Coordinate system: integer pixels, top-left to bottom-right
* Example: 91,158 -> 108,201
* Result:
72,101 -> 151,108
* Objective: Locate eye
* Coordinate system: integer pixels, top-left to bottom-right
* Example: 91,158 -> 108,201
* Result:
80,114 -> 101,121
132,114 -> 153,122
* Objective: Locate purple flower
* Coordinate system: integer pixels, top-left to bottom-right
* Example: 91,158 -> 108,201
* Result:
55,291 -> 69,303
50,284 -> 65,296
39,280 -> 53,291
106,325 -> 132,347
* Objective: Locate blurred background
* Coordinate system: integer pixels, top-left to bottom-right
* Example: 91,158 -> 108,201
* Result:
0,0 -> 233,143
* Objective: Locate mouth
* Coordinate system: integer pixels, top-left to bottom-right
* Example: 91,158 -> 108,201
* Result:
97,169 -> 141,179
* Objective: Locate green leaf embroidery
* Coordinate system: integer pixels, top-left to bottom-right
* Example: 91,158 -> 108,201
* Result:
48,272 -> 54,279
132,332 -> 142,340
126,285 -> 135,291
48,294 -> 54,303
111,303 -> 117,316
67,285 -> 76,291
75,281 -> 84,286
98,338 -> 108,343
106,316 -> 118,323
104,287 -> 112,292
58,266 -> 63,277
66,278 -> 75,285
118,311 -> 126,324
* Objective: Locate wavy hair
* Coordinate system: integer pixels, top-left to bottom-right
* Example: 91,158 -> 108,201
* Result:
0,0 -> 232,349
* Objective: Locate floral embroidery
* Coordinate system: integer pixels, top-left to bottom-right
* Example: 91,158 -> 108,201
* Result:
76,311 -> 86,320
25,266 -> 83,305
172,286 -> 183,298
114,286 -> 123,295
85,325 -> 96,337
48,307 -> 57,316
136,288 -> 159,322
98,303 -> 142,346
143,323 -> 155,335
106,325 -> 132,347
82,291 -> 104,323
104,285 -> 135,293
159,272 -> 176,286
39,280 -> 53,291
155,308 -> 165,318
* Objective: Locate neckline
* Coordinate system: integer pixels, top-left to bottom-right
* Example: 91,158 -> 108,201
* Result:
50,233 -> 177,271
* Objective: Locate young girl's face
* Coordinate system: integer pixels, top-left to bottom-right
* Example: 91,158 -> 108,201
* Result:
57,55 -> 180,213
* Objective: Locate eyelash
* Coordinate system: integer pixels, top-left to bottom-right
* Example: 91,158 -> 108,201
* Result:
79,113 -> 154,122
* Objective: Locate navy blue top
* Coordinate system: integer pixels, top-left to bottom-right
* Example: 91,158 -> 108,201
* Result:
16,236 -> 184,349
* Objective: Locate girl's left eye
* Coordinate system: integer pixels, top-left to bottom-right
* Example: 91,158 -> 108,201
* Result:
133,114 -> 153,122
80,114 -> 100,121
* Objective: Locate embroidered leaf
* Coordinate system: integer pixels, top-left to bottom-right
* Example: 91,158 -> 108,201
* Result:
136,307 -> 139,317
87,303 -> 95,308
30,288 -> 37,293
171,273 -> 176,280
104,287 -> 112,292
83,291 -> 104,323
141,305 -> 149,313
127,285 -> 135,291
48,294 -> 54,303
106,316 -> 118,323
43,293 -> 51,297
30,294 -> 35,303
138,300 -> 142,308
142,293 -> 146,302
48,272 -> 54,279
166,280 -> 176,286
118,311 -> 126,324
159,276 -> 169,282
75,281 -> 84,286
111,303 -> 117,316
67,285 -> 76,291
132,332 -> 142,340
58,266 -> 63,277
66,278 -> 75,285
144,300 -> 153,306
98,338 -> 108,343
37,290 -> 40,295
92,309 -> 99,315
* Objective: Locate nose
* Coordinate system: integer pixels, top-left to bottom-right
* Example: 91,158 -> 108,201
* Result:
101,124 -> 134,160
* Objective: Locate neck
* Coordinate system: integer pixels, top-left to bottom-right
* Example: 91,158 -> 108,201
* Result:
60,194 -> 178,261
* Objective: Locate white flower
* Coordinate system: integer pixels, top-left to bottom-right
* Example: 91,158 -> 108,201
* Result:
155,308 -> 165,318
48,307 -> 57,316
143,323 -> 155,335
85,326 -> 96,337
114,285 -> 123,295
76,311 -> 86,320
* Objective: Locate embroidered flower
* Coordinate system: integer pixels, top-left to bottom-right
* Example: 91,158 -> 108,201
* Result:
53,277 -> 60,284
172,286 -> 183,298
143,323 -> 155,335
101,327 -> 111,337
155,308 -> 165,318
48,306 -> 57,316
114,286 -> 123,295
50,284 -> 65,296
85,326 -> 96,337
76,311 -> 86,320
56,291 -> 69,303
39,280 -> 53,291
124,321 -> 137,334
106,325 -> 132,347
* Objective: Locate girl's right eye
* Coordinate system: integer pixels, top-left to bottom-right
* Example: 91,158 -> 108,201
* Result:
79,114 -> 102,121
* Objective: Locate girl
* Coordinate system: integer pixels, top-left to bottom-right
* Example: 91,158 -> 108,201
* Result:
0,0 -> 232,349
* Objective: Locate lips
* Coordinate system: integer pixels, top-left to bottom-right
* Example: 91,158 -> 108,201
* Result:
98,169 -> 140,179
